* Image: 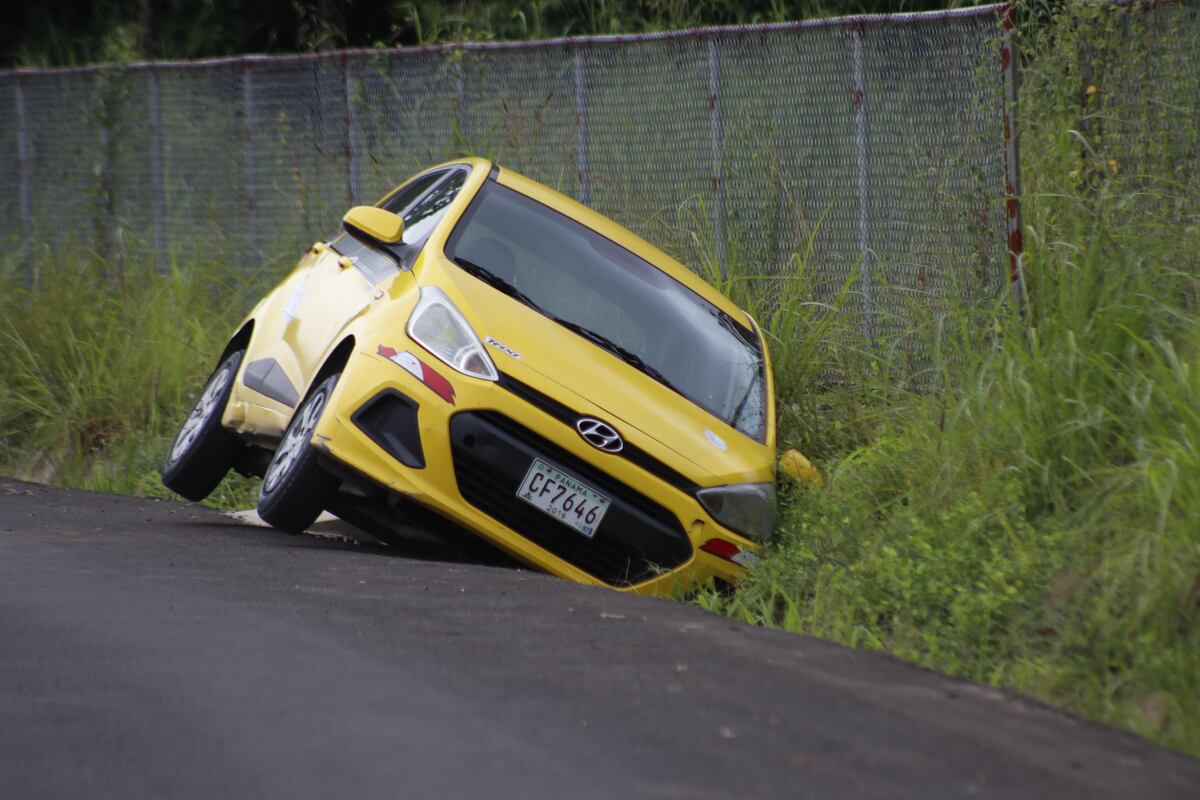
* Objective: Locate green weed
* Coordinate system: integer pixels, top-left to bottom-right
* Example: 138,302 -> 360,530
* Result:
696,1 -> 1200,755
0,249 -> 263,509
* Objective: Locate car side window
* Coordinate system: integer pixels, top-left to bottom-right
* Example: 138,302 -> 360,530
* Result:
401,170 -> 468,246
382,170 -> 447,215
332,170 -> 450,283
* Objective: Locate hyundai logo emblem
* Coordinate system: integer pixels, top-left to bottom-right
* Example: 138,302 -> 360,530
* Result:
575,418 -> 623,453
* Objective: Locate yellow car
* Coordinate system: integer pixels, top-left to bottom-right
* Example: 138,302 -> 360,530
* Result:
163,158 -> 776,595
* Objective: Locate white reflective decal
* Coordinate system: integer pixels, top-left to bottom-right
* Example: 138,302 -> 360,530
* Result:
391,350 -> 423,380
281,285 -> 308,321
731,550 -> 760,567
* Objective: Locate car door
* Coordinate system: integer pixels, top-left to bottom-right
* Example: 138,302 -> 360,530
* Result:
244,166 -> 473,427
236,243 -> 373,425
280,245 -> 373,393
283,168 -> 472,397
239,168 -> 474,435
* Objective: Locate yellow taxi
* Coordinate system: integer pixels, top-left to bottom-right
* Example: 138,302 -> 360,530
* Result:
163,158 -> 776,595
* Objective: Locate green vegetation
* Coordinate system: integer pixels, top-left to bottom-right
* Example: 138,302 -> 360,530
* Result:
0,252 -> 264,508
1,0 -> 1196,759
3,0 -> 993,67
695,1 -> 1200,756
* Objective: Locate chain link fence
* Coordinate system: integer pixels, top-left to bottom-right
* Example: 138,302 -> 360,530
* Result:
1,5 -> 1018,337
1078,0 -> 1200,280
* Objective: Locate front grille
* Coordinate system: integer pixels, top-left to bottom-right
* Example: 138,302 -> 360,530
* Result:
449,411 -> 692,586
496,372 -> 699,493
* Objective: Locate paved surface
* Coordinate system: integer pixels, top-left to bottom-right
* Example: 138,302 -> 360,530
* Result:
1,478 -> 1197,799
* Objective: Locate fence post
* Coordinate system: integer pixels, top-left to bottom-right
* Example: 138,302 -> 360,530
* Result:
1001,7 -> 1025,308
454,56 -> 468,146
147,67 -> 167,273
96,71 -> 121,282
851,26 -> 877,341
573,48 -> 591,206
342,53 -> 361,206
707,37 -> 727,280
14,74 -> 34,285
242,59 -> 260,258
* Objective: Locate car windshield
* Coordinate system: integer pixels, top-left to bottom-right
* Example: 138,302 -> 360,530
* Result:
444,181 -> 766,442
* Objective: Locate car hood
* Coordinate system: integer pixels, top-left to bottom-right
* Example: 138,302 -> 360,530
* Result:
424,261 -> 772,486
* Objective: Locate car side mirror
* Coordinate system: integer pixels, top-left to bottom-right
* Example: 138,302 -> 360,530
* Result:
343,206 -> 405,247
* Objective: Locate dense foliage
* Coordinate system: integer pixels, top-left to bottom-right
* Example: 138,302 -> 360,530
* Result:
697,0 -> 1200,755
3,0 -> 992,67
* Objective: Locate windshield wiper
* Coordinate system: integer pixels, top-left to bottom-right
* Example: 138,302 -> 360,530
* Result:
451,257 -> 545,313
728,368 -> 763,428
552,318 -> 681,392
452,256 -> 682,394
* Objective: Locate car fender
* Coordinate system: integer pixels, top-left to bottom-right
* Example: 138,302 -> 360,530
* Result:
294,264 -> 415,417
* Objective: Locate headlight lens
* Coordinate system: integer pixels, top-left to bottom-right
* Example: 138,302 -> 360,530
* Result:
406,286 -> 498,381
696,482 -> 776,542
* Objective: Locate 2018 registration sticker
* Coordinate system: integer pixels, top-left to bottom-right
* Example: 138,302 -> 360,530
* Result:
516,458 -> 611,538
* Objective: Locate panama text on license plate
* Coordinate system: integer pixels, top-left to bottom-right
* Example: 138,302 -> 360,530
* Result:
516,458 -> 611,538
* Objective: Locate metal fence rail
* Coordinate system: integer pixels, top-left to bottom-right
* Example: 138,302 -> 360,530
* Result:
0,5 -> 1016,336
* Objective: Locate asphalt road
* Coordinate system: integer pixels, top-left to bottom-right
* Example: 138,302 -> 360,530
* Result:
2,478 -> 1197,799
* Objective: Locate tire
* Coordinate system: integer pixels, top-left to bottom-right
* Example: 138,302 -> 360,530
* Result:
257,373 -> 341,534
162,350 -> 244,501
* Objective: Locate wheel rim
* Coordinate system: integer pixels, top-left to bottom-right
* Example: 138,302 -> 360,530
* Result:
168,364 -> 233,465
263,387 -> 328,494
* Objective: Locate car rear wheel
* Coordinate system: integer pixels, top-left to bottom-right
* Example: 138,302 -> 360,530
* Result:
161,350 -> 244,501
257,373 -> 341,534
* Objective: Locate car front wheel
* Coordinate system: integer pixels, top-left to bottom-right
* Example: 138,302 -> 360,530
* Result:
161,350 -> 244,501
257,373 -> 341,534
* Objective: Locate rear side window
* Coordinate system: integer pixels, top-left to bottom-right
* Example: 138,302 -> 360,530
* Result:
333,168 -> 467,281
401,170 -> 468,245
382,170 -> 446,215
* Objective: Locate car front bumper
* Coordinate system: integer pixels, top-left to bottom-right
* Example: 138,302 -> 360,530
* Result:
311,341 -> 758,596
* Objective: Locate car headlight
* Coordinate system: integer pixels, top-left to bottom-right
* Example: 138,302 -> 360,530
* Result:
696,482 -> 776,542
406,286 -> 498,381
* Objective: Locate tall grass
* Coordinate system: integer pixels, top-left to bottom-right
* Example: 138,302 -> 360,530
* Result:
0,251 -> 263,507
695,3 -> 1200,754
702,190 -> 1200,752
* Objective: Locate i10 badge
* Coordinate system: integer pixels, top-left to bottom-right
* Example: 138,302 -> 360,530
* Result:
516,458 -> 611,537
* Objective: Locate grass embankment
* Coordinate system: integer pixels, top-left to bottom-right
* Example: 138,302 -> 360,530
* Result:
0,255 -> 263,508
694,8 -> 1200,754
1,2 -> 1196,758
701,191 -> 1199,754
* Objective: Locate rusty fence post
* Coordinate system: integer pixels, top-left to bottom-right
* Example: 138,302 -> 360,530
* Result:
1001,6 -> 1024,309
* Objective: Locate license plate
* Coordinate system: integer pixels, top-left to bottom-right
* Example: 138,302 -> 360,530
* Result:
516,458 -> 611,538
